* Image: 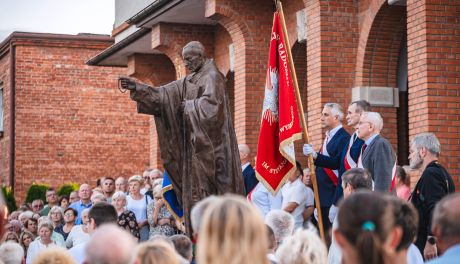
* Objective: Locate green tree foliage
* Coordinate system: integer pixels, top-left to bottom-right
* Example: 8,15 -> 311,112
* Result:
1,186 -> 17,213
25,183 -> 49,203
57,183 -> 79,197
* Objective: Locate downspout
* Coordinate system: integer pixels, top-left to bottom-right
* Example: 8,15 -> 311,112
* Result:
9,42 -> 15,189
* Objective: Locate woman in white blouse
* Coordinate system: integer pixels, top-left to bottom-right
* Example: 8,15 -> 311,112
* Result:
26,220 -> 63,264
126,175 -> 152,242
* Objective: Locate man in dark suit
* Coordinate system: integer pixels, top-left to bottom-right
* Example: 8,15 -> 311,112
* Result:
239,144 -> 259,195
409,133 -> 455,260
302,103 -> 350,230
330,100 -> 370,211
356,111 -> 396,192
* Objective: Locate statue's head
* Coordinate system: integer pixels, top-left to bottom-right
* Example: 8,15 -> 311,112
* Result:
182,41 -> 205,73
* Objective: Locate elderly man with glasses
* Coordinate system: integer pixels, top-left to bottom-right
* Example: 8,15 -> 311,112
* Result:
356,111 -> 396,192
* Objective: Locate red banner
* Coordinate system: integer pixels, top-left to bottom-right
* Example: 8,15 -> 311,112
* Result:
255,12 -> 302,195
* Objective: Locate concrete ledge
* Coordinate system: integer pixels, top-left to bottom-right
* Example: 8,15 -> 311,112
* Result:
352,86 -> 399,107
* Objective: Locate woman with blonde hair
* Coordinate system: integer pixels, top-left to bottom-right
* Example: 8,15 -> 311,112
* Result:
33,247 -> 76,264
135,240 -> 180,264
197,195 -> 269,264
147,183 -> 175,238
112,191 -> 140,240
276,229 -> 327,264
126,175 -> 152,242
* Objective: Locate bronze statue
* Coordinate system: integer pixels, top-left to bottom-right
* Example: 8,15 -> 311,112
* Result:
119,41 -> 245,235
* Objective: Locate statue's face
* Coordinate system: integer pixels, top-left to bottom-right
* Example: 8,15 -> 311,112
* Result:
183,48 -> 204,72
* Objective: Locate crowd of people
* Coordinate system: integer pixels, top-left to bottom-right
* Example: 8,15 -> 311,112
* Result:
0,99 -> 458,264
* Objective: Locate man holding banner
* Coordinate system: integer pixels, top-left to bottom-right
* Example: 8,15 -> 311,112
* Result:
302,103 -> 350,229
255,3 -> 329,240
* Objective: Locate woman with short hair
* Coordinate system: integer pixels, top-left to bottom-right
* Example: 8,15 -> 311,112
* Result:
126,175 -> 152,242
26,220 -> 63,264
147,183 -> 175,238
112,191 -> 140,240
48,206 -> 64,229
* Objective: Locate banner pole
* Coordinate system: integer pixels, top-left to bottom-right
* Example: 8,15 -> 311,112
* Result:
276,1 -> 326,242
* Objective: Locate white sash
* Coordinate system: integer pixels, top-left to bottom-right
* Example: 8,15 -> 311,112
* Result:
344,133 -> 358,169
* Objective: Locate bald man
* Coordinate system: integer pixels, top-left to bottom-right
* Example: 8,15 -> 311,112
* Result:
69,183 -> 93,225
239,144 -> 259,194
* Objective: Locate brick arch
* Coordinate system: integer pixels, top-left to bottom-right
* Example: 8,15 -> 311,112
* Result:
355,0 -> 406,87
355,0 -> 407,150
154,44 -> 187,79
150,23 -> 216,79
205,0 -> 274,151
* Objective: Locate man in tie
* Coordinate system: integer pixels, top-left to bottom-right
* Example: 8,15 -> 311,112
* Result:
330,100 -> 370,211
302,103 -> 350,230
356,111 -> 396,192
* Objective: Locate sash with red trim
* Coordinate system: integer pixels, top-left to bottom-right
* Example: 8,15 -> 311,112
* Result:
390,161 -> 397,192
343,133 -> 358,170
320,136 -> 339,186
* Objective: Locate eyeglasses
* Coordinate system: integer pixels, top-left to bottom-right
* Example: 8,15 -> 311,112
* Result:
47,193 -> 56,197
64,213 -> 74,217
33,205 -> 43,208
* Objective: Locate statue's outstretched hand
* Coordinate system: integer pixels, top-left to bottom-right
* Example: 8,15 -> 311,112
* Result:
118,76 -> 136,91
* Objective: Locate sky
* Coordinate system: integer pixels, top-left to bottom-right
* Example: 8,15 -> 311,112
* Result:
0,0 -> 115,42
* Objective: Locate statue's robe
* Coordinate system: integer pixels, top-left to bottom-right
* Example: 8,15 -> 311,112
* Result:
130,59 -> 245,234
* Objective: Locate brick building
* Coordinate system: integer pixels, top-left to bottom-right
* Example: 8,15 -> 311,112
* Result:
89,0 -> 459,189
0,33 -> 150,201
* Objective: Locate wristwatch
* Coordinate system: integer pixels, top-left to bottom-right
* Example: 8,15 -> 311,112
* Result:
427,236 -> 436,245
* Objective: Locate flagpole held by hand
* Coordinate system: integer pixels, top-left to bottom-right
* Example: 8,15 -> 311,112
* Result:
276,0 -> 326,242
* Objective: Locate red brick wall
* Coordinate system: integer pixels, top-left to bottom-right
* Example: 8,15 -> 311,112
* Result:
0,53 -> 11,186
127,53 -> 176,169
206,0 -> 274,154
214,24 -> 232,76
407,0 -> 460,189
6,36 -> 150,202
305,0 -> 359,148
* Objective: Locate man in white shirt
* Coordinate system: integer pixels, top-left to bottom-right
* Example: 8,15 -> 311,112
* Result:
249,182 -> 282,218
280,162 -> 309,229
69,202 -> 126,264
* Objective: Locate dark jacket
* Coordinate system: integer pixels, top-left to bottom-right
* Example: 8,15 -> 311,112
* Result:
411,161 -> 455,254
314,127 -> 350,207
242,164 -> 259,195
